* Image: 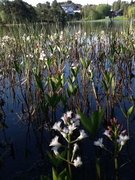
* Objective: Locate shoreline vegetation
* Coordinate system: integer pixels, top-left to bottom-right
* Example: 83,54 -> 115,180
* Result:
0,0 -> 135,25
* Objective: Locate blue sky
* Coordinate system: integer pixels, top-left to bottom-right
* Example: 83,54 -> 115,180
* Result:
24,0 -> 132,6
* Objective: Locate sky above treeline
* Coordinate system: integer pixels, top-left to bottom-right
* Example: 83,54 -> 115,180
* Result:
24,0 -> 132,6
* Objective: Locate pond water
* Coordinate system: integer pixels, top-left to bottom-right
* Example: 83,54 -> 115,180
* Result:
0,20 -> 135,179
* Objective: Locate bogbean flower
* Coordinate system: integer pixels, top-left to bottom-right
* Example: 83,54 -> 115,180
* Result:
39,50 -> 46,61
73,156 -> 82,167
72,143 -> 79,155
49,136 -> 62,155
77,130 -> 88,141
52,121 -> 62,131
95,118 -> 129,154
50,111 -> 88,168
94,138 -> 104,148
51,146 -> 60,156
103,130 -> 111,139
49,136 -> 61,147
117,134 -> 129,147
61,111 -> 73,124
68,123 -> 77,135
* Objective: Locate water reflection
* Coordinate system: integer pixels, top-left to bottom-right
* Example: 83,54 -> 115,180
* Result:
68,20 -> 133,34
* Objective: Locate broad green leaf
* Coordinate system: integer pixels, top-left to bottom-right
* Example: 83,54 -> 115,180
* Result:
48,150 -> 66,167
79,112 -> 94,134
52,167 -> 58,180
79,109 -> 104,136
127,106 -> 134,118
40,175 -> 50,180
58,168 -> 68,180
34,73 -> 44,92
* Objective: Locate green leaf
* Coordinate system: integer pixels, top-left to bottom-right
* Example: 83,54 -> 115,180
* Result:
14,61 -> 22,74
40,175 -> 50,180
79,109 -> 104,136
58,168 -> 68,180
48,150 -> 66,168
127,105 -> 134,118
79,112 -> 93,133
96,158 -> 101,179
52,167 -> 58,180
34,73 -> 44,92
111,76 -> 116,96
102,79 -> 108,91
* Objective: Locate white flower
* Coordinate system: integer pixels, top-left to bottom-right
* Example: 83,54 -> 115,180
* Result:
103,130 -> 111,138
61,114 -> 68,124
94,138 -> 104,148
71,143 -> 79,162
61,111 -> 72,124
72,143 -> 79,155
52,121 -> 61,132
60,127 -> 69,139
49,136 -> 61,147
26,36 -> 30,41
66,111 -> 73,118
75,114 -> 80,119
39,51 -> 46,61
68,123 -> 77,135
77,130 -> 88,140
73,156 -> 82,167
71,114 -> 80,126
117,134 -> 129,146
51,146 -> 59,156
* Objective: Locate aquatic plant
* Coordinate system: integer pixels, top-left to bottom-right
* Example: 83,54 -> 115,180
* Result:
49,111 -> 87,179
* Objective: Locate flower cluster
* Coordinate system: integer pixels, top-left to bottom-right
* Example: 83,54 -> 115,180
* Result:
49,111 -> 88,167
94,118 -> 129,153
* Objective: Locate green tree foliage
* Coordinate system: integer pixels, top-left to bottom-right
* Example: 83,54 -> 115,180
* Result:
88,7 -> 101,20
96,4 -> 111,19
0,0 -> 37,23
35,0 -> 66,24
127,5 -> 135,19
112,0 -> 121,11
0,0 -> 67,24
112,0 -> 129,13
36,2 -> 52,22
82,4 -> 110,20
82,5 -> 99,20
121,1 -> 129,16
51,0 -> 66,24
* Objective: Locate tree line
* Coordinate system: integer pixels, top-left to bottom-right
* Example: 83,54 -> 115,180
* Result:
0,0 -> 66,24
0,0 -> 135,24
82,0 -> 135,20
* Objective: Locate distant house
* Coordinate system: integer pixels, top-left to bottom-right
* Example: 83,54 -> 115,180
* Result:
115,9 -> 123,16
60,1 -> 81,15
109,9 -> 123,21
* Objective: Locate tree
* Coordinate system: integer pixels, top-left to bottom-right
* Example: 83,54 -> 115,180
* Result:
0,0 -> 38,23
87,6 -> 101,20
51,0 -> 66,24
127,6 -> 135,19
112,0 -> 121,11
96,4 -> 111,18
36,2 -> 52,22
